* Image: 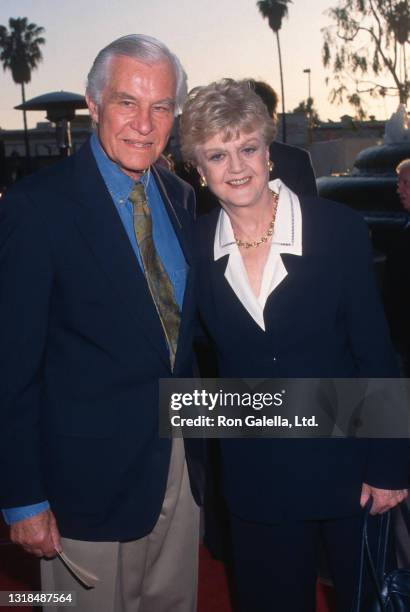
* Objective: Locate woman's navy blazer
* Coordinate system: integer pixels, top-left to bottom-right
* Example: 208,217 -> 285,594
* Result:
195,196 -> 409,522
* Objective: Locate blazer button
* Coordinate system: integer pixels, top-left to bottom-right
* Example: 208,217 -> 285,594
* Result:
273,356 -> 277,362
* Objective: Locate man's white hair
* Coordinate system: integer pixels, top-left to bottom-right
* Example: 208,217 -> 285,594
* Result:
396,158 -> 410,174
86,34 -> 187,115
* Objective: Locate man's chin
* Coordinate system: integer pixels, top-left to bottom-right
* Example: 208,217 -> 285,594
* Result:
399,197 -> 410,211
120,158 -> 155,180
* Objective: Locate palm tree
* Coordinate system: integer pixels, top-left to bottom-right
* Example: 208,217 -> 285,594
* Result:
257,0 -> 292,142
0,17 -> 46,165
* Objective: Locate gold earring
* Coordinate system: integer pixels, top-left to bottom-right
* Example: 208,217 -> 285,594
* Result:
199,176 -> 207,187
268,160 -> 273,172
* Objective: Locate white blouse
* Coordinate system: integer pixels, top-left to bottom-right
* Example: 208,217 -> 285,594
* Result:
213,179 -> 303,331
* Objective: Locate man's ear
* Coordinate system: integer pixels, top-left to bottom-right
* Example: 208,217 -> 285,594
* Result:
86,94 -> 99,125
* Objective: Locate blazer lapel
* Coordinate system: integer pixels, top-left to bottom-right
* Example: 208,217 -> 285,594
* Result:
206,211 -> 236,327
152,165 -> 192,266
69,142 -> 170,367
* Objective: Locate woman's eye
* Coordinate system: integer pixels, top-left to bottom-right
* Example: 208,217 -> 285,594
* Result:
243,146 -> 257,155
208,153 -> 224,162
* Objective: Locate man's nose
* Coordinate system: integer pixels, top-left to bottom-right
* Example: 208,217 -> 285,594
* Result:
130,109 -> 153,135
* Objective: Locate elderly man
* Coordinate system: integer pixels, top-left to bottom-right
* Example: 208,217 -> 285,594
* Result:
0,34 -> 203,612
393,159 -> 410,567
386,158 -> 410,370
397,158 -> 410,211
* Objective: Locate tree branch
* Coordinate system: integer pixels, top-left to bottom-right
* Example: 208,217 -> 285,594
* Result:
354,79 -> 398,89
368,0 -> 383,44
356,86 -> 401,97
393,36 -> 397,73
323,1 -> 408,108
350,24 -> 402,92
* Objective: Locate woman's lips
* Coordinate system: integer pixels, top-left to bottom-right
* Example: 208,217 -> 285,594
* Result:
226,177 -> 251,187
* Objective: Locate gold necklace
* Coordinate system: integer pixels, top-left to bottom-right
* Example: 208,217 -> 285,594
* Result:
234,190 -> 279,249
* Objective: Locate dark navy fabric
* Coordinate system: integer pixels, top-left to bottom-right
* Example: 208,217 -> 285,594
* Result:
0,139 -> 204,541
195,197 -> 409,523
269,140 -> 318,197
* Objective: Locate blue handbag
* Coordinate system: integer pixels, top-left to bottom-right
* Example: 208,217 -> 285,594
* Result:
353,500 -> 410,611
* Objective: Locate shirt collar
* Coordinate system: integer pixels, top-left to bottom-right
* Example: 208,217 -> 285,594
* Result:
214,178 -> 302,261
90,133 -> 150,204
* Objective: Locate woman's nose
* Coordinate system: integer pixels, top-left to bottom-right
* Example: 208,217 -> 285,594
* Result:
228,153 -> 244,173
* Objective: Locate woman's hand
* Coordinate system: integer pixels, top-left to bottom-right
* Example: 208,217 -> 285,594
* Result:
360,483 -> 408,515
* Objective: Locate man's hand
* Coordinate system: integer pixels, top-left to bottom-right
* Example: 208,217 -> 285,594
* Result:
360,483 -> 408,515
9,509 -> 62,558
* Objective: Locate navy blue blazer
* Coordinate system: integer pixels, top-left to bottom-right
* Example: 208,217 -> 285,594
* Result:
196,196 -> 408,523
0,140 -> 204,541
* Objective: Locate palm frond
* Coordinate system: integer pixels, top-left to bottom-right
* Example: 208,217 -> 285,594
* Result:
0,16 -> 46,84
257,0 -> 292,32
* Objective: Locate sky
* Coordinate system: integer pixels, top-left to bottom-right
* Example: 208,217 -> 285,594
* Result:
0,0 -> 403,130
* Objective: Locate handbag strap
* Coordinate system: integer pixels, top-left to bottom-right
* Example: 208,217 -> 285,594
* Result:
353,498 -> 389,612
354,509 -> 367,612
399,499 -> 410,534
374,510 -> 390,578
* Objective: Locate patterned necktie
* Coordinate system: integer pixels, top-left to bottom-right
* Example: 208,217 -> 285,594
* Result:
129,182 -> 181,370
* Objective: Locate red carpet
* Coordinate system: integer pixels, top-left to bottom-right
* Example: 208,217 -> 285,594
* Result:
0,519 -> 40,612
0,518 -> 335,611
198,545 -> 233,612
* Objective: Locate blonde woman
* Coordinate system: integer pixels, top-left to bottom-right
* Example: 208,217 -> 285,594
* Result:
180,79 -> 408,612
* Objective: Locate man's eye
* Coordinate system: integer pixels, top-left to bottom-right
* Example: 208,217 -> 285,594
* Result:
120,100 -> 134,107
153,105 -> 171,113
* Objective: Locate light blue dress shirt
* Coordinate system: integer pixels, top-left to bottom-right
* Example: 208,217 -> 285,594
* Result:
2,134 -> 187,525
90,134 -> 187,309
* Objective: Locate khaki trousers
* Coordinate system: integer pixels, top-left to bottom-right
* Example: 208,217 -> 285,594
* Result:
41,439 -> 199,612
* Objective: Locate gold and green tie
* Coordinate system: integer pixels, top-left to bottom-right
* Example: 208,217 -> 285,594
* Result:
129,182 -> 181,370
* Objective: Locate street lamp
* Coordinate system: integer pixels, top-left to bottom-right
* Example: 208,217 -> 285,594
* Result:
303,68 -> 311,101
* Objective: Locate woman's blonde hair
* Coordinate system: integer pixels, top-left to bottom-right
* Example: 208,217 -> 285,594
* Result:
180,78 -> 276,164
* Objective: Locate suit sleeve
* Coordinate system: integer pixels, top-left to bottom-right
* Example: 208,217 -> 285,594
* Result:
342,215 -> 409,488
0,189 -> 53,507
186,184 -> 196,220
